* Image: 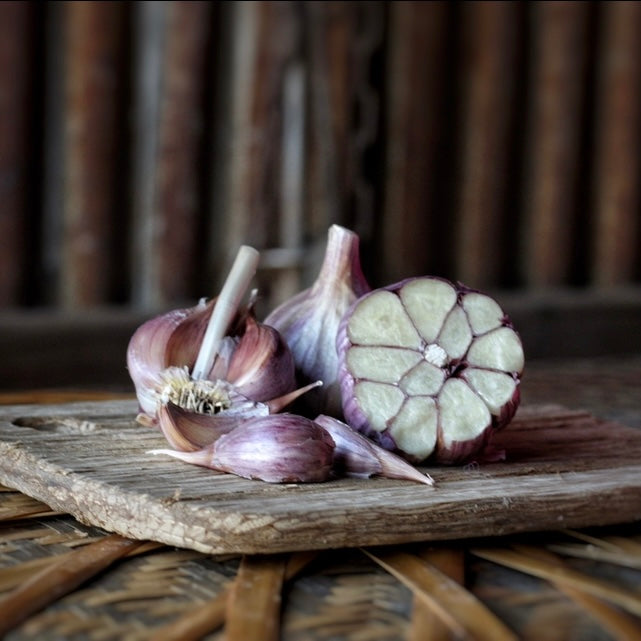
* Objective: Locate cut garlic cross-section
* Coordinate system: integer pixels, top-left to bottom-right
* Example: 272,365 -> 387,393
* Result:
337,277 -> 524,463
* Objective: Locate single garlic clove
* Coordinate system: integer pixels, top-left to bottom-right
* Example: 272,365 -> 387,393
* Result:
149,414 -> 336,483
265,225 -> 370,417
157,400 -> 269,452
225,314 -> 296,402
337,277 -> 524,464
314,414 -> 434,485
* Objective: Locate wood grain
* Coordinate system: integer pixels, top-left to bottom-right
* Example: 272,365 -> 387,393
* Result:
590,1 -> 641,286
0,402 -> 639,555
520,1 -> 590,287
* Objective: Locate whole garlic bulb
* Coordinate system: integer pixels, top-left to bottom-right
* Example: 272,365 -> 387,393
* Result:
265,225 -> 370,417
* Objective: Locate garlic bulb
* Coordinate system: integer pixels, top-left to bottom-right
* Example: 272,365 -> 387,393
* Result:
127,302 -> 297,419
337,277 -> 524,464
149,414 -> 336,483
265,225 -> 370,417
127,298 -> 215,416
127,245 -> 311,423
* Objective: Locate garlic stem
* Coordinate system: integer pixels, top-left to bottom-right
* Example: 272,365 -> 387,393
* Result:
192,246 -> 260,380
312,225 -> 369,297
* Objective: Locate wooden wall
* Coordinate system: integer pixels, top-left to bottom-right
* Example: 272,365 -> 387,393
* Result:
1,0 -> 640,318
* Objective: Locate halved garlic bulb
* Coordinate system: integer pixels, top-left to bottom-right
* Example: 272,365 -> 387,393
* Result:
337,277 -> 524,464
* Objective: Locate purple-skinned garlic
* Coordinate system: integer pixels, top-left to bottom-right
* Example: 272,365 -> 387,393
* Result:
155,379 -> 322,452
127,246 -> 309,422
151,402 -> 434,485
265,225 -> 370,417
149,414 -> 336,483
314,415 -> 433,485
336,276 -> 524,464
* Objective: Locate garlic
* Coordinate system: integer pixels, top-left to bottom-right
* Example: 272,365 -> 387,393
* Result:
152,401 -> 433,485
265,225 -> 370,417
156,379 -> 323,452
127,246 -> 304,421
149,414 -> 336,483
314,415 -> 433,485
127,298 -> 215,416
337,277 -> 524,464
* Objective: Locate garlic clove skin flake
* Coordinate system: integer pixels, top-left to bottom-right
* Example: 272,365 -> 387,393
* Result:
314,415 -> 433,485
149,414 -> 336,483
265,225 -> 370,417
337,276 -> 524,465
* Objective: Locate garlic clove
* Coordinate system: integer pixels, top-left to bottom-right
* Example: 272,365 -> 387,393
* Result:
337,276 -> 524,464
157,401 -> 269,452
265,225 -> 370,417
149,414 -> 336,483
155,380 -> 323,452
313,415 -> 434,485
225,314 -> 296,402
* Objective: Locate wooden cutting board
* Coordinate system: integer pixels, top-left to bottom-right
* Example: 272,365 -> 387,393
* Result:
0,401 -> 639,554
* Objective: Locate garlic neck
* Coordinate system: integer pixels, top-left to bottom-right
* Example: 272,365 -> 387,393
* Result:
310,225 -> 369,300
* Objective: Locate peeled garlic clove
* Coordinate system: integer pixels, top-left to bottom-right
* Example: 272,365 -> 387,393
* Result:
337,277 -> 524,464
265,225 -> 370,417
150,414 -> 336,483
314,415 -> 433,485
226,314 -> 296,402
157,400 -> 269,452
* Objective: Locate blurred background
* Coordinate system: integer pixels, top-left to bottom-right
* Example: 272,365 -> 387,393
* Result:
0,0 -> 640,390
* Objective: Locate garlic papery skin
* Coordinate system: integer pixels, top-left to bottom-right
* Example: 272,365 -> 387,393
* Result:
314,415 -> 434,485
149,414 -> 336,483
265,225 -> 371,417
336,277 -> 524,464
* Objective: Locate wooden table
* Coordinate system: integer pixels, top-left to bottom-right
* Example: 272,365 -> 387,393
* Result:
0,356 -> 640,641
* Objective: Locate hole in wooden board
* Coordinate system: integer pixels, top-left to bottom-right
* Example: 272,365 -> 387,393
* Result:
12,416 -> 99,434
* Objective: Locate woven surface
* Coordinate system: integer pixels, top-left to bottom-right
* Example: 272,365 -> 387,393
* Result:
1,495 -> 640,640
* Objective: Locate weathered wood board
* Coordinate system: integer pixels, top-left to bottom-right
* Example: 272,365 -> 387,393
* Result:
0,401 -> 639,554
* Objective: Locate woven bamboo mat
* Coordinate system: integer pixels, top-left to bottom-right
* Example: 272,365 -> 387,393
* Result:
1,484 -> 640,640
